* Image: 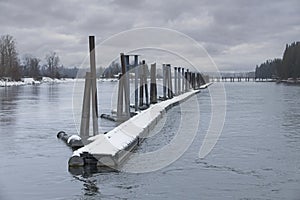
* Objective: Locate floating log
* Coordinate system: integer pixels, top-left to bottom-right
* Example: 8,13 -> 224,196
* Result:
57,131 -> 84,150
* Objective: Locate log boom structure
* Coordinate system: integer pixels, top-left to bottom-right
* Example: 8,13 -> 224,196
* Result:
62,36 -> 212,169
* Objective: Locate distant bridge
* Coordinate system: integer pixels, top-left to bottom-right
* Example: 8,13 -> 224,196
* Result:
209,76 -> 275,82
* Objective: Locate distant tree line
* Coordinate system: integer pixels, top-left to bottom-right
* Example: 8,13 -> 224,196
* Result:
0,34 -> 79,81
102,61 -> 121,78
255,42 -> 300,79
102,60 -> 151,78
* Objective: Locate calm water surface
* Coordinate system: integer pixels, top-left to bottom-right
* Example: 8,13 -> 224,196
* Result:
0,82 -> 299,200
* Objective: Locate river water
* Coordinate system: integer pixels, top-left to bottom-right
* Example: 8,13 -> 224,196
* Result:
0,81 -> 299,200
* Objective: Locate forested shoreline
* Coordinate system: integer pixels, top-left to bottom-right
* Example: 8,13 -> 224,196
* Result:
255,42 -> 300,80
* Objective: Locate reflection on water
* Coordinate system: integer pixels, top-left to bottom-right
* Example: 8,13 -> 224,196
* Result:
69,165 -> 118,178
47,84 -> 60,102
0,87 -> 19,125
73,176 -> 99,196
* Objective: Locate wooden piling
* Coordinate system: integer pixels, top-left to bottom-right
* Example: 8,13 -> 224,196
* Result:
182,68 -> 185,93
197,73 -> 200,89
139,62 -> 144,106
117,53 -> 130,120
191,72 -> 193,89
123,54 -> 130,118
167,64 -> 173,98
177,67 -> 181,94
143,61 -> 149,106
150,63 -> 157,104
117,73 -> 124,118
163,64 -> 167,99
192,73 -> 195,89
185,69 -> 189,91
174,67 -> 178,95
134,55 -> 139,111
80,72 -> 91,137
89,36 -> 99,135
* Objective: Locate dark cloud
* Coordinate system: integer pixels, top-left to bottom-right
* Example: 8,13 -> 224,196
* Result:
0,0 -> 298,70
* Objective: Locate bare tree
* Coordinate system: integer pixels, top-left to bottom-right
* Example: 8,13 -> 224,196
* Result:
24,55 -> 40,79
45,52 -> 60,78
0,34 -> 20,80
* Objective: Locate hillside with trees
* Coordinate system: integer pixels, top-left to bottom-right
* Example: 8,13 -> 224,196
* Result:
255,42 -> 300,80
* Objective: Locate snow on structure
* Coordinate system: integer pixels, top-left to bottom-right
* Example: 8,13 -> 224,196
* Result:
69,89 -> 201,168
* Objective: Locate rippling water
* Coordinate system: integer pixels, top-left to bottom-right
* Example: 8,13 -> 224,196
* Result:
0,82 -> 299,200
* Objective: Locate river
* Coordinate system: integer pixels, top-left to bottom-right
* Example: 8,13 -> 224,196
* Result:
0,81 -> 299,200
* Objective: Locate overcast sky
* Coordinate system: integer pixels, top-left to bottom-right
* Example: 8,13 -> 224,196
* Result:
0,0 -> 299,71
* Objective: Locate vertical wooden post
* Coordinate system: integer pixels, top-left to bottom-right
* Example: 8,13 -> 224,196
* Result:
162,64 -> 167,99
89,36 -> 98,135
174,67 -> 178,95
189,71 -> 191,89
193,73 -> 195,88
195,73 -> 197,89
177,67 -> 181,94
134,55 -> 139,111
197,73 -> 200,89
143,61 -> 149,106
182,68 -> 185,93
189,71 -> 192,89
191,72 -> 193,89
123,54 -> 130,118
80,72 -> 91,137
117,73 -> 123,118
117,53 -> 130,120
199,73 -> 202,87
195,73 -> 198,89
167,64 -> 173,98
139,61 -> 144,106
150,63 -> 157,104
186,69 -> 189,91
124,55 -> 130,115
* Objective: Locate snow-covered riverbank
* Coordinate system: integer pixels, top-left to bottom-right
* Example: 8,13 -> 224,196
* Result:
0,77 -> 77,87
0,77 -> 119,87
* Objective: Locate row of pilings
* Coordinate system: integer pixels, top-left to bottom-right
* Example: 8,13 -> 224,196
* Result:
108,53 -> 206,122
73,36 -> 207,139
58,36 -> 207,150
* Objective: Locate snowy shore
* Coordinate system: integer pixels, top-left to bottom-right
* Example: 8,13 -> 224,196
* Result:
0,77 -> 119,87
0,77 -> 79,87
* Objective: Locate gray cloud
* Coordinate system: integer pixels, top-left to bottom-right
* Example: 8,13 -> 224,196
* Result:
0,0 -> 299,71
